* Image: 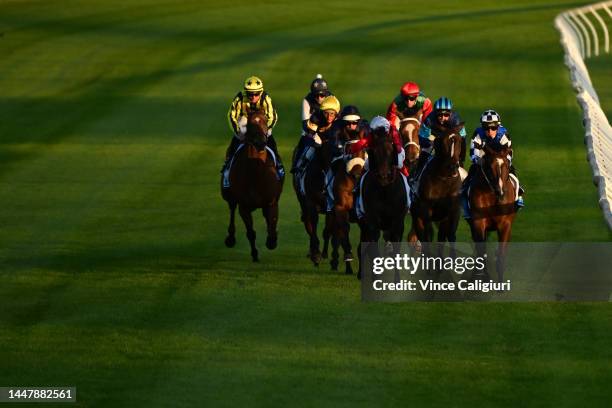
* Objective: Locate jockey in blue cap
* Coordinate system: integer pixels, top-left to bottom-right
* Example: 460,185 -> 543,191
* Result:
416,97 -> 467,180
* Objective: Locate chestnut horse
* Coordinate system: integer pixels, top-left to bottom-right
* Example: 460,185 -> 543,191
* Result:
399,116 -> 421,248
399,116 -> 421,174
468,145 -> 517,282
327,135 -> 367,275
357,127 -> 409,280
221,111 -> 284,262
411,125 -> 463,262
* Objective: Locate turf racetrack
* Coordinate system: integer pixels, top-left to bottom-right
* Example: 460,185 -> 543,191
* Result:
1,0 -> 611,406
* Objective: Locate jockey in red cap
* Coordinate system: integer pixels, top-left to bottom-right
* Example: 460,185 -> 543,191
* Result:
386,81 -> 433,131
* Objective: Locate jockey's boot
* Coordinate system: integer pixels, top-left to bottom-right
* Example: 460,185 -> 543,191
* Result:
293,145 -> 315,177
221,137 -> 241,188
416,151 -> 431,174
510,166 -> 525,209
266,135 -> 285,179
516,185 -> 525,209
460,188 -> 471,220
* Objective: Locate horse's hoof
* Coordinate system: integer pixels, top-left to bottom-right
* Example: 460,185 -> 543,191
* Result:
321,250 -> 328,259
266,236 -> 277,250
330,259 -> 339,271
252,252 -> 259,262
344,252 -> 354,262
357,271 -> 362,280
345,264 -> 353,275
311,252 -> 321,266
225,236 -> 236,248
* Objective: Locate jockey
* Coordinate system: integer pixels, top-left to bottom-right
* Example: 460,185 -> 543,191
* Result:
349,116 -> 408,177
222,76 -> 284,186
324,105 -> 368,211
417,96 -> 467,174
328,105 -> 369,165
461,109 -> 524,218
292,95 -> 341,176
302,74 -> 332,135
386,81 -> 433,130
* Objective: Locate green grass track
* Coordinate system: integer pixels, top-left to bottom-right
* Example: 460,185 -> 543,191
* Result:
0,1 -> 611,406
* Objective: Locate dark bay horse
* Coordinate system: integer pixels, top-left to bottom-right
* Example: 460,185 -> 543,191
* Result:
357,127 -> 409,279
411,125 -> 463,261
468,145 -> 517,282
221,111 -> 284,262
291,141 -> 332,266
327,136 -> 367,275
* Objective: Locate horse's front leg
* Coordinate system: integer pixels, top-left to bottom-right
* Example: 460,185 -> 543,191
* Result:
239,204 -> 258,262
225,199 -> 237,248
322,212 -> 331,259
496,221 -> 513,283
305,204 -> 321,266
471,219 -> 489,280
262,202 -> 279,250
336,208 -> 353,275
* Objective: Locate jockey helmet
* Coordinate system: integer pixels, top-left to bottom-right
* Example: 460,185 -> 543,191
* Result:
400,82 -> 420,97
340,105 -> 361,122
370,116 -> 390,133
480,109 -> 501,125
320,95 -> 340,114
244,76 -> 264,93
310,74 -> 329,95
434,97 -> 453,111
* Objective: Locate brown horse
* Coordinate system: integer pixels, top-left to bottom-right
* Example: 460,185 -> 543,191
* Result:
291,141 -> 332,266
357,127 -> 410,280
221,111 -> 284,262
468,145 -> 517,282
327,136 -> 367,275
411,125 -> 462,262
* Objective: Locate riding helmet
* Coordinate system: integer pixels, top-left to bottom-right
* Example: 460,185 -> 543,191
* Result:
370,116 -> 390,133
244,76 -> 264,93
340,105 -> 361,122
434,97 -> 453,111
480,109 -> 501,125
400,82 -> 420,97
310,74 -> 329,95
320,95 -> 340,114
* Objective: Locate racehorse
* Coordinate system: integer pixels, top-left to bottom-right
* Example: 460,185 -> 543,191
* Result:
357,126 -> 410,280
399,116 -> 421,249
327,135 -> 367,275
291,141 -> 332,266
399,116 -> 421,174
221,111 -> 284,262
467,144 -> 517,282
411,124 -> 463,262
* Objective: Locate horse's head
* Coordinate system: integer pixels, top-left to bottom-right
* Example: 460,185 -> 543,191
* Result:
399,117 -> 421,168
434,128 -> 461,175
244,111 -> 268,152
483,145 -> 511,199
368,126 -> 396,186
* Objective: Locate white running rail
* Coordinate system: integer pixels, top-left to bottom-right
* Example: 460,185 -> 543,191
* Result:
555,1 -> 612,230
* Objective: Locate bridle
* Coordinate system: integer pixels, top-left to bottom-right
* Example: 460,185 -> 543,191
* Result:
400,117 -> 421,151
